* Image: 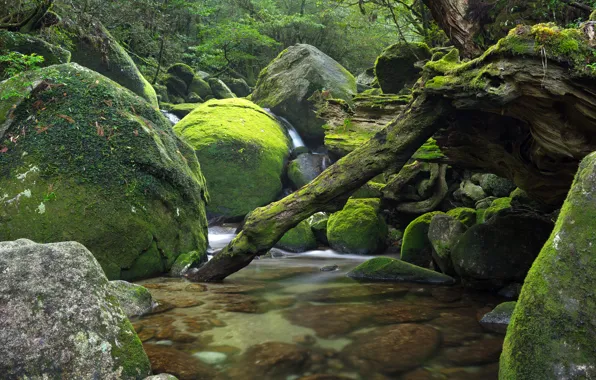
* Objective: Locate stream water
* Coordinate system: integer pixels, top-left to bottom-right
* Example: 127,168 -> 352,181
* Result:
134,229 -> 505,380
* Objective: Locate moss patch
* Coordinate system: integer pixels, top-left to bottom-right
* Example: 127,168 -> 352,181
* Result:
348,257 -> 455,284
447,207 -> 476,228
400,211 -> 444,267
275,219 -> 317,252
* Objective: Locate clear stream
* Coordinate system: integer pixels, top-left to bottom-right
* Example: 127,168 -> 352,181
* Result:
134,229 -> 505,380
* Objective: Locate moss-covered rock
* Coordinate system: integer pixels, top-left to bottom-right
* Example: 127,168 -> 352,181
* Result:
473,173 -> 516,197
348,257 -> 455,284
164,74 -> 188,101
109,280 -> 154,318
480,197 -> 512,223
327,198 -> 388,255
0,240 -> 151,378
224,77 -> 251,97
479,301 -> 516,334
287,153 -> 326,189
446,207 -> 476,228
500,151 -> 596,379
452,210 -> 553,290
351,180 -> 384,199
252,44 -> 357,143
374,42 -> 431,94
173,98 -> 289,218
275,219 -> 317,252
308,212 -> 329,245
188,76 -> 212,99
62,19 -> 158,108
400,211 -> 443,267
169,250 -> 207,277
208,78 -> 236,99
428,214 -> 467,276
0,64 -> 209,280
0,30 -> 71,69
167,63 -> 195,87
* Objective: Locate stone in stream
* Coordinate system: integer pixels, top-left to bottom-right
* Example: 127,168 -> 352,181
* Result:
143,344 -> 215,380
275,219 -> 317,252
400,211 -> 444,267
252,44 -> 357,143
224,342 -> 311,379
479,301 -> 516,334
144,375 -> 179,380
341,324 -> 440,374
192,351 -> 228,365
223,77 -> 251,97
0,64 -> 209,281
327,198 -> 388,255
0,240 -> 151,379
287,153 -> 327,189
320,264 -> 339,272
428,213 -> 467,276
173,98 -> 290,218
109,280 -> 155,318
348,257 -> 455,285
501,151 -> 596,379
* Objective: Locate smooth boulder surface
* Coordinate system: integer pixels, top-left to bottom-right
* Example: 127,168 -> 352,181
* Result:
327,198 -> 388,255
0,64 -> 209,280
348,257 -> 455,285
252,44 -> 357,143
173,98 -> 290,218
374,42 -> 431,94
0,240 -> 151,379
452,210 -> 553,289
109,280 -> 154,318
224,77 -> 251,97
501,152 -> 596,379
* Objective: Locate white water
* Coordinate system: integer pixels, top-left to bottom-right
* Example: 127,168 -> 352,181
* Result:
263,108 -> 306,149
161,110 -> 180,125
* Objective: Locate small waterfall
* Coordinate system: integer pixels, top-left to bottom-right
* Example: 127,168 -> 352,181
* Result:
263,108 -> 306,149
161,110 -> 180,125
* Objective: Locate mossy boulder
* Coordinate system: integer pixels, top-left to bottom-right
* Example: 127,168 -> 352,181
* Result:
374,42 -> 431,94
451,210 -> 553,290
169,250 -> 207,277
0,64 -> 209,280
480,197 -> 512,223
63,19 -> 158,108
167,63 -> 195,87
164,74 -> 188,101
400,211 -> 443,267
0,30 -> 71,70
208,78 -> 236,99
188,76 -> 212,99
308,212 -> 329,245
500,152 -> 596,379
473,173 -> 516,197
0,240 -> 151,378
252,44 -> 357,143
348,257 -> 455,284
479,301 -> 516,334
275,219 -> 317,252
224,77 -> 251,97
327,198 -> 388,255
287,153 -> 326,189
428,214 -> 467,276
173,98 -> 290,218
446,207 -> 476,228
109,280 -> 154,318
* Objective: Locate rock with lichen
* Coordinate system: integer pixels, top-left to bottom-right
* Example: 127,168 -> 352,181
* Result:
0,239 -> 151,379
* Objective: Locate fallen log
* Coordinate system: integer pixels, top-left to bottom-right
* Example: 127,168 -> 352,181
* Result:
188,94 -> 451,281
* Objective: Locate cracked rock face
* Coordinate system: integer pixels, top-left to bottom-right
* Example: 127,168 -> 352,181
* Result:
0,239 -> 151,379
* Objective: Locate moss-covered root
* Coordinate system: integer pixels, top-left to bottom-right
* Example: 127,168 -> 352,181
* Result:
500,151 -> 596,379
188,95 -> 452,282
395,163 -> 449,213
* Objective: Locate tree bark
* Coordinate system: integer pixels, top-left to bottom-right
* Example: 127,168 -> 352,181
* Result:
188,94 -> 451,282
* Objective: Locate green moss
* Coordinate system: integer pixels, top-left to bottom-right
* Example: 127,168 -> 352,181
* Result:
111,318 -> 151,378
351,181 -> 384,199
400,211 -> 444,267
0,64 -> 208,280
327,198 -> 388,255
0,30 -> 71,67
167,63 -> 195,85
188,75 -> 212,99
481,197 -> 512,223
500,152 -> 596,379
446,207 -> 476,228
162,102 -> 202,118
411,138 -> 445,161
275,219 -> 317,252
374,42 -> 431,93
173,98 -> 289,218
348,256 -> 455,284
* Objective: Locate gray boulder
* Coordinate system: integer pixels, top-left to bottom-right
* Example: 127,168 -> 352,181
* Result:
0,240 -> 151,379
208,78 -> 236,99
479,301 -> 516,334
224,77 -> 251,97
428,214 -> 467,276
287,153 -> 327,189
252,44 -> 357,143
109,280 -> 155,318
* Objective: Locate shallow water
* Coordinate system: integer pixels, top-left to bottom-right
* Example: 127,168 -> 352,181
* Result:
135,249 -> 505,380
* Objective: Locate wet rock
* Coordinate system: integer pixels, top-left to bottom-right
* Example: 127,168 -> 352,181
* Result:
0,240 -> 151,379
144,375 -> 179,380
428,214 -> 467,276
443,338 -> 503,366
208,293 -> 266,313
293,334 -> 318,346
370,302 -> 439,325
169,250 -> 208,277
275,219 -> 318,252
320,265 -> 339,272
192,351 -> 228,365
226,342 -> 310,378
401,212 -> 444,267
348,257 -> 456,285
430,287 -> 463,303
479,301 -> 516,334
498,282 -> 522,299
109,281 -> 154,318
143,344 -> 216,380
429,311 -> 484,347
299,284 -> 409,303
284,303 -> 372,338
342,324 -> 440,374
223,77 -> 251,97
288,153 -> 327,188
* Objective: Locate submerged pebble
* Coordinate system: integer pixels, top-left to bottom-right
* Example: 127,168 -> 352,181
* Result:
192,351 -> 228,365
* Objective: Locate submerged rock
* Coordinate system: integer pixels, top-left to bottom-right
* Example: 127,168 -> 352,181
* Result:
479,301 -> 516,334
400,211 -> 443,267
501,152 -> 596,379
327,198 -> 388,255
0,240 -> 151,379
374,42 -> 431,94
173,98 -> 289,218
252,44 -> 356,143
0,64 -> 209,280
109,280 -> 154,317
348,257 -> 455,285
143,344 -> 215,380
275,219 -> 317,252
225,342 -> 310,379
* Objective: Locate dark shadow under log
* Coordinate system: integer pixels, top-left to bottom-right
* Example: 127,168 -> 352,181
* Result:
188,95 -> 452,282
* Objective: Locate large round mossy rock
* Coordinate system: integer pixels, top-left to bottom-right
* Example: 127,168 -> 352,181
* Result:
0,30 -> 71,74
501,152 -> 596,379
400,211 -> 444,267
0,239 -> 151,379
0,64 -> 209,281
173,98 -> 290,218
252,44 -> 357,144
275,219 -> 317,252
374,42 -> 431,94
451,210 -> 553,290
327,198 -> 388,255
167,63 -> 195,87
189,76 -> 212,99
62,19 -> 158,108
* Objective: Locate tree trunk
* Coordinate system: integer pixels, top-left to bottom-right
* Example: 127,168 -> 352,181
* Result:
188,94 -> 451,282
